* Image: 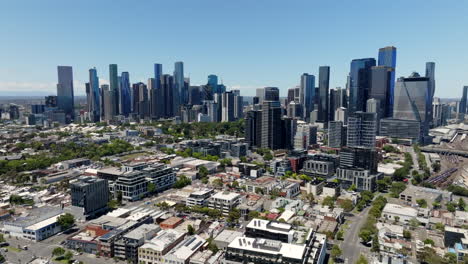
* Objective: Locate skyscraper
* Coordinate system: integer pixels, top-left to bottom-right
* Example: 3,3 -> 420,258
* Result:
347,111 -> 377,149
174,61 -> 184,110
161,74 -> 175,118
208,75 -> 219,93
378,46 -> 397,115
102,84 -> 114,121
460,86 -> 468,115
328,121 -> 345,148
425,62 -> 436,127
154,63 -> 163,90
245,109 -> 262,148
263,87 -> 280,102
369,66 -> 392,117
393,72 -> 431,140
349,58 -> 376,115
151,64 -> 163,119
318,66 -> 330,125
221,91 -> 235,122
300,74 -> 315,120
120,72 -> 131,116
261,100 -> 283,150
109,64 -> 119,115
88,68 -> 100,122
57,66 -> 75,123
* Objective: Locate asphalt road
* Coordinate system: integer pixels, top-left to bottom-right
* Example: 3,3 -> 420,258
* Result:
341,206 -> 371,264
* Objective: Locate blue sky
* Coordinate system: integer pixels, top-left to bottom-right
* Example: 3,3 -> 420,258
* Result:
1,0 -> 467,97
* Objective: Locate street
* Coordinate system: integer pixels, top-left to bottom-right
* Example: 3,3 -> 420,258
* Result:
340,206 -> 371,264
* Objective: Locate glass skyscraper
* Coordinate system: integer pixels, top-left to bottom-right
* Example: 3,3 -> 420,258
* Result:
120,72 -> 131,116
89,68 -> 100,122
300,73 -> 315,120
460,86 -> 468,115
318,66 -> 330,125
349,58 -> 376,114
378,46 -> 396,116
109,64 -> 119,115
57,66 -> 74,123
174,61 -> 184,110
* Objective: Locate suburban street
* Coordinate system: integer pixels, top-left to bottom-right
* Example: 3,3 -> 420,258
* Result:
340,205 -> 371,264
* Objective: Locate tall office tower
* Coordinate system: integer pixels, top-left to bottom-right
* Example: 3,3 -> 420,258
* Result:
109,64 -> 119,115
136,82 -> 149,119
300,73 -> 316,120
283,117 -> 298,150
189,86 -> 201,105
56,66 -> 75,123
208,74 -> 219,93
349,58 -> 376,115
339,146 -> 378,173
393,72 -> 431,141
318,66 -> 330,125
287,88 -> 296,104
370,66 -> 392,117
119,72 -> 131,116
102,85 -> 114,121
221,91 -> 235,122
88,68 -> 100,122
460,86 -> 468,115
329,89 -> 336,121
347,111 -> 377,149
287,101 -> 302,119
378,46 -> 397,115
432,97 -> 443,127
85,82 -> 91,115
293,123 -> 317,151
263,87 -> 280,101
161,74 -> 175,118
367,98 -> 380,134
204,100 -> 219,122
154,64 -> 162,90
426,62 -> 436,127
245,109 -> 262,148
45,95 -> 58,107
71,176 -> 109,219
213,93 -> 223,122
261,101 -> 283,150
333,87 -> 347,109
234,94 -> 243,119
253,96 -> 260,105
335,107 -> 348,124
256,88 -> 265,103
328,121 -> 345,148
174,61 -> 184,110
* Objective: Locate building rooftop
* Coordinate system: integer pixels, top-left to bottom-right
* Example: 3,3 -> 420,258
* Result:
211,191 -> 241,201
124,224 -> 160,241
141,229 -> 185,251
382,203 -> 418,218
228,236 -> 305,260
214,229 -> 243,244
167,235 -> 206,261
246,218 -> 293,236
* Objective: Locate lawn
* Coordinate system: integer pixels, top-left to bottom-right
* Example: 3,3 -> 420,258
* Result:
6,246 -> 22,252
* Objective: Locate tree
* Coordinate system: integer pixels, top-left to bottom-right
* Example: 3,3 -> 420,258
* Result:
213,178 -> 224,188
116,191 -> 123,205
416,199 -> 428,208
173,175 -> 192,189
444,253 -> 458,264
263,152 -> 273,161
447,202 -> 456,212
356,254 -> 368,264
231,181 -> 239,189
409,218 -> 420,229
0,234 -> 5,243
377,179 -> 388,192
336,230 -> 344,240
187,225 -> 195,235
322,196 -> 336,208
227,208 -> 241,223
198,166 -> 209,178
394,216 -> 400,223
340,199 -> 354,212
157,201 -> 170,210
459,198 -> 466,211
434,222 -> 445,232
423,239 -> 435,246
403,230 -> 412,239
248,211 -> 260,220
52,247 -> 65,256
348,184 -> 357,191
57,213 -> 75,230
389,182 -> 406,198
147,182 -> 157,194
64,251 -> 73,260
371,234 -> 380,252
359,229 -> 373,244
330,245 -> 342,260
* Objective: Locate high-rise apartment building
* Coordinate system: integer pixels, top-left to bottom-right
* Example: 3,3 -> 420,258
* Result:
261,101 -> 283,150
300,74 -> 315,120
328,121 -> 345,148
425,62 -> 436,127
318,66 -> 330,125
460,86 -> 468,116
71,176 -> 109,219
221,91 -> 235,122
347,111 -> 377,149
120,72 -> 131,116
57,66 -> 75,123
88,68 -> 100,122
109,64 -> 119,115
174,61 -> 184,111
370,66 -> 392,117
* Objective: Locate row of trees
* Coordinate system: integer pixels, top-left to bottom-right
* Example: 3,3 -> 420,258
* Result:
359,196 -> 388,253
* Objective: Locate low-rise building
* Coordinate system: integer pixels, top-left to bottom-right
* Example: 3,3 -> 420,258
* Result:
399,185 -> 452,208
114,224 -> 160,263
160,217 -> 184,230
214,230 -> 243,251
245,218 -> 294,243
208,191 -> 242,216
186,189 -> 215,207
138,229 -> 186,264
162,235 -> 206,264
382,203 -> 418,223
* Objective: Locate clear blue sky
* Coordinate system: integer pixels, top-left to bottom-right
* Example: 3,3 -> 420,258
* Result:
1,0 -> 467,97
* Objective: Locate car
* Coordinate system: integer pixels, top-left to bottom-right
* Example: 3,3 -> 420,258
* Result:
0,242 -> 9,247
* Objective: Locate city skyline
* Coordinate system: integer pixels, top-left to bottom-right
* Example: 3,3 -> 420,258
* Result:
1,0 -> 468,97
